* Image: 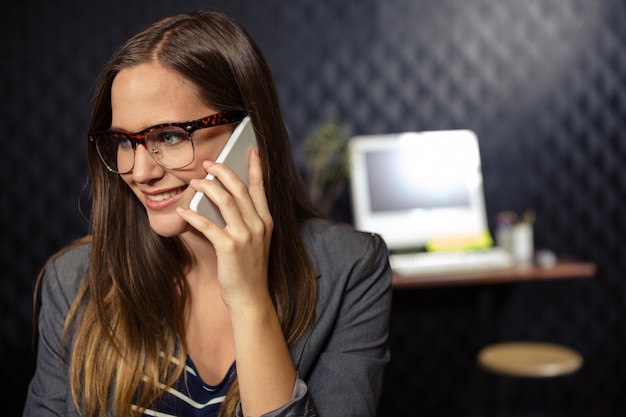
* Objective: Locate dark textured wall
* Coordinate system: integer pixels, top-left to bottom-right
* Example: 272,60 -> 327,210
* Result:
3,1 -> 625,416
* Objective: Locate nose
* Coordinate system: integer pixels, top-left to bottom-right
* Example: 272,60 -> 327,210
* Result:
130,145 -> 165,183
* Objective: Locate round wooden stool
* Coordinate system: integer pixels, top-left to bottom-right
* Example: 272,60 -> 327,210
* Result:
477,341 -> 583,377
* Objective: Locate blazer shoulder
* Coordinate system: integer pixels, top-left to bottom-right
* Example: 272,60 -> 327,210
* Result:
301,219 -> 389,275
39,241 -> 91,305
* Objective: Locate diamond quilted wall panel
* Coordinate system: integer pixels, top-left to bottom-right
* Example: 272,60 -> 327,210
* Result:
2,1 -> 625,416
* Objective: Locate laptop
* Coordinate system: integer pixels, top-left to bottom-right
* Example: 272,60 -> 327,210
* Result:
348,129 -> 513,275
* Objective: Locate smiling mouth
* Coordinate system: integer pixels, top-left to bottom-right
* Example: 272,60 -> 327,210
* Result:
146,185 -> 188,202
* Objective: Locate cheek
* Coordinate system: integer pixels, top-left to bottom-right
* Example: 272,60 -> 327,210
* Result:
193,131 -> 232,162
179,159 -> 211,181
120,173 -> 133,186
118,174 -> 137,194
119,173 -> 146,201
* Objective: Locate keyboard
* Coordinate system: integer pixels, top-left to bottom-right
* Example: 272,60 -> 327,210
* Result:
389,247 -> 514,276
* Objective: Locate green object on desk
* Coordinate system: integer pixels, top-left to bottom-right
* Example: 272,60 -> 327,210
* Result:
425,229 -> 494,252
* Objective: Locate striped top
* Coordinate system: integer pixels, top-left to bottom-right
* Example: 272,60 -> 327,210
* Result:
139,358 -> 236,417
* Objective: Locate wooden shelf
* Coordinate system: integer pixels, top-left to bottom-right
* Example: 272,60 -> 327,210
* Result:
392,260 -> 597,289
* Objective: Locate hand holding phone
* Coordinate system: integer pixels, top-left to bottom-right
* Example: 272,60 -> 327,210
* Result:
189,116 -> 258,228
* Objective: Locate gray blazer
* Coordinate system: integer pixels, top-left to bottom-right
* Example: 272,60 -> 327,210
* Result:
23,219 -> 392,416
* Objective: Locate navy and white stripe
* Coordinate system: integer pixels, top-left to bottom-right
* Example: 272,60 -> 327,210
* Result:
136,357 -> 236,417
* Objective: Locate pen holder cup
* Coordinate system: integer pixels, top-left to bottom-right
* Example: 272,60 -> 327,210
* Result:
496,223 -> 533,265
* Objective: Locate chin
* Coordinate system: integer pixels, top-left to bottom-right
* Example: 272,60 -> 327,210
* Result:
148,217 -> 190,238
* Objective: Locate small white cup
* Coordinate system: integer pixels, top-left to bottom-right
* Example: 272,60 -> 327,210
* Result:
497,223 -> 533,265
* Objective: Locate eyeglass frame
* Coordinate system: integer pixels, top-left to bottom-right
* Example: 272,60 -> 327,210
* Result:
88,109 -> 247,174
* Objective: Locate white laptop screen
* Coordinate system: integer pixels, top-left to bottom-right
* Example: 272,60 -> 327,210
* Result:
349,130 -> 489,251
365,149 -> 471,212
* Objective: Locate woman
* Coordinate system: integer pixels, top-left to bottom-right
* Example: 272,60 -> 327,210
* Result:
23,9 -> 391,417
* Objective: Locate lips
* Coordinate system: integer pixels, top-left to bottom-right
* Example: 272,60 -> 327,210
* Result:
146,187 -> 186,202
143,185 -> 188,209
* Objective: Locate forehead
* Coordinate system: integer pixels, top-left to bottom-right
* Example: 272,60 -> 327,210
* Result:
110,63 -> 212,131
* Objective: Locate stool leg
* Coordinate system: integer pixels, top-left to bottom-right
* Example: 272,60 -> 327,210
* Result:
476,288 -> 496,416
483,370 -> 497,417
470,365 -> 496,416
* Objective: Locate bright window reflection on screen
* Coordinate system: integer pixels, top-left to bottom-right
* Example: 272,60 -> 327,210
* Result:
365,149 -> 471,212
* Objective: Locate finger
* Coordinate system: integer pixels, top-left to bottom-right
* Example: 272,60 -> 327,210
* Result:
189,172 -> 247,230
205,155 -> 271,234
176,204 -> 224,236
247,147 -> 273,226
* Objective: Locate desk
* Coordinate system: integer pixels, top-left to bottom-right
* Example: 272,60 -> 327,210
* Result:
391,259 -> 597,370
392,260 -> 597,289
390,260 -> 596,416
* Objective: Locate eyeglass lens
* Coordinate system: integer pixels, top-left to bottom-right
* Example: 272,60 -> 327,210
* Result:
96,126 -> 195,173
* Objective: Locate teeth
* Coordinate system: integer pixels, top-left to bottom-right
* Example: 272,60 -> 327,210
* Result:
147,189 -> 181,202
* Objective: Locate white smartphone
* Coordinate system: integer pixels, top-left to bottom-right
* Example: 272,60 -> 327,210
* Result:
189,116 -> 258,228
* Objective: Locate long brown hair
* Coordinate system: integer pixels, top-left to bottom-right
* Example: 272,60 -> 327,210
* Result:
65,9 -> 320,416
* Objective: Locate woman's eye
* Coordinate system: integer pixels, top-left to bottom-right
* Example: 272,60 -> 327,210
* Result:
156,129 -> 188,146
119,137 -> 133,149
